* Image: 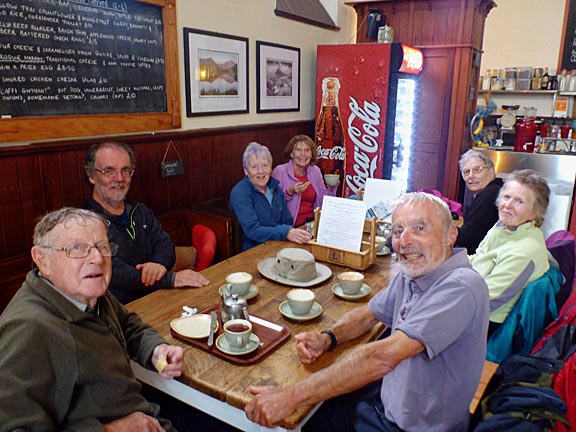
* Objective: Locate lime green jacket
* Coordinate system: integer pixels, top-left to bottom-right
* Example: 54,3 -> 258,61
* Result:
470,222 -> 549,323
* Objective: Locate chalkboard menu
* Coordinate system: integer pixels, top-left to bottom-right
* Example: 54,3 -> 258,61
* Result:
561,0 -> 576,71
0,0 -> 167,117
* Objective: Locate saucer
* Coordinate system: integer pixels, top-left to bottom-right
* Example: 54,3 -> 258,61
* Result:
331,283 -> 371,301
257,257 -> 332,287
170,314 -> 218,339
376,246 -> 391,257
279,300 -> 322,321
215,333 -> 261,356
218,284 -> 259,300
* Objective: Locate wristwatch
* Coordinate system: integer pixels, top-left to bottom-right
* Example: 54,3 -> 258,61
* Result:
321,329 -> 337,351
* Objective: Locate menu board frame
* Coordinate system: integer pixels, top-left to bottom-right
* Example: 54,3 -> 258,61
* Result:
0,0 -> 180,144
559,0 -> 576,72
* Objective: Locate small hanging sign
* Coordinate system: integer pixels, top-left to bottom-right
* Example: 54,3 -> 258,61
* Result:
160,141 -> 184,177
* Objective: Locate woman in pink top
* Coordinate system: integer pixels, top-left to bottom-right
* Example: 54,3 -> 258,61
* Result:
271,135 -> 337,227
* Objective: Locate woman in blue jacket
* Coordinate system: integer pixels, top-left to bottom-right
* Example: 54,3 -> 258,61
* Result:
229,142 -> 312,251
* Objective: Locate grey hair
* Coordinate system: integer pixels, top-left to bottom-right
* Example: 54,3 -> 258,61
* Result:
33,208 -> 109,246
458,148 -> 495,172
242,142 -> 272,169
497,169 -> 550,227
83,141 -> 136,177
392,192 -> 454,233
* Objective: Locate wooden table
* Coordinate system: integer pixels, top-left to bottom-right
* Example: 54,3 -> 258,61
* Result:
128,240 -> 496,430
127,240 -> 395,431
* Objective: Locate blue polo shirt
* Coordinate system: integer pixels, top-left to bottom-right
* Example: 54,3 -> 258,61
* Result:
369,248 -> 489,431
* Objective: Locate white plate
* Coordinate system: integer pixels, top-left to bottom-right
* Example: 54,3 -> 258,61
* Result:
215,333 -> 261,356
331,283 -> 371,301
218,284 -> 259,300
376,246 -> 391,256
279,300 -> 322,321
257,257 -> 332,287
170,314 -> 218,339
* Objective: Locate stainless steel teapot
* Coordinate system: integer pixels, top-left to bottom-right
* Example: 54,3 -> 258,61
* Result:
221,290 -> 250,323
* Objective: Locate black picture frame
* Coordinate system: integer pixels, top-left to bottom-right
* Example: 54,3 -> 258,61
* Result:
256,41 -> 300,113
184,28 -> 249,116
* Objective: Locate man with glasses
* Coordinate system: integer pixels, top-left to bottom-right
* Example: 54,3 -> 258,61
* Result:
83,141 -> 209,304
0,208 -> 182,430
455,149 -> 503,254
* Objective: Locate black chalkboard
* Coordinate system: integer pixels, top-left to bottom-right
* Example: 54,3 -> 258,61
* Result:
561,0 -> 576,71
0,0 -> 167,117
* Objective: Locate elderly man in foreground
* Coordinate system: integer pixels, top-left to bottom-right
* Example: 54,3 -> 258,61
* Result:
246,192 -> 490,432
0,208 -> 182,431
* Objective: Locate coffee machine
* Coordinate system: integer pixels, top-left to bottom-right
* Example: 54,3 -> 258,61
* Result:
497,105 -> 519,147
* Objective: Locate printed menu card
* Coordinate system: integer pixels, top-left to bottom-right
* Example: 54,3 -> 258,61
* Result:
316,196 -> 367,252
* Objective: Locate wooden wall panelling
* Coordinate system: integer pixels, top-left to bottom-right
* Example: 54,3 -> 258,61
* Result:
0,158 -> 26,257
60,150 -> 87,207
189,135 -> 215,203
0,120 -> 314,265
408,48 -> 455,192
165,138 -> 193,212
0,121 -> 314,311
17,155 -> 45,253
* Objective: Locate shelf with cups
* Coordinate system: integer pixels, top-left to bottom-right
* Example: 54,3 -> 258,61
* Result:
478,90 -> 572,118
538,137 -> 576,154
479,90 -> 558,94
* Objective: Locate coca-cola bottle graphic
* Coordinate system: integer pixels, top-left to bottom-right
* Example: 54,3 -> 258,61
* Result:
315,77 -> 345,196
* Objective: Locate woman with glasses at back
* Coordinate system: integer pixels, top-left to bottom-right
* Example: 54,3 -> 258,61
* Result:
455,149 -> 503,254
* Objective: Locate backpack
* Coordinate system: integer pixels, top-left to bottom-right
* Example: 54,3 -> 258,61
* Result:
531,293 -> 576,360
553,347 -> 576,432
473,356 -> 570,432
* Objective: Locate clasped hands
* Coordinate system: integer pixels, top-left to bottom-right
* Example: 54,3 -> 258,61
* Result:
245,331 -> 329,427
136,262 -> 209,287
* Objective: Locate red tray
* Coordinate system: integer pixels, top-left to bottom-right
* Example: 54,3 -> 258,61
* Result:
170,304 -> 291,365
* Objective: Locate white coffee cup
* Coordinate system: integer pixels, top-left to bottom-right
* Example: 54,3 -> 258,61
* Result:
223,319 -> 252,348
374,236 -> 387,252
324,173 -> 340,186
338,271 -> 365,295
225,272 -> 252,296
287,288 -> 315,315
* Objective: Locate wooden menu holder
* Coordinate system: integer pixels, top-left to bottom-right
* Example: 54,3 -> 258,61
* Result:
307,207 -> 378,270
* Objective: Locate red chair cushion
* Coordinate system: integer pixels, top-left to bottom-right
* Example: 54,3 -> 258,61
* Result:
192,224 -> 217,271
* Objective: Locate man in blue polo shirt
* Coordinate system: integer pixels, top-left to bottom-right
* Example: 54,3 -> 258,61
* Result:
245,192 -> 489,432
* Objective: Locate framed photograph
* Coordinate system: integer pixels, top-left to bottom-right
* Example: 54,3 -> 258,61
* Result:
183,28 -> 249,116
256,41 -> 300,113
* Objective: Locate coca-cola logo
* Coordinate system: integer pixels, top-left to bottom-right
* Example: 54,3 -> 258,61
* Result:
345,96 -> 382,194
317,145 -> 345,160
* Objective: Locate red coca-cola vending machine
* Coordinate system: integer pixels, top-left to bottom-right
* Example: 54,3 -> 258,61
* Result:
315,42 -> 423,197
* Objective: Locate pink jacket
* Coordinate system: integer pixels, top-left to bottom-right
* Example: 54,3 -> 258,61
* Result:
271,160 -> 336,224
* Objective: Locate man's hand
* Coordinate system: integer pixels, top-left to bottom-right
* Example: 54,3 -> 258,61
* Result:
103,412 -> 165,432
287,228 -> 312,244
245,386 -> 298,428
135,262 -> 167,286
295,331 -> 329,364
173,269 -> 210,288
152,343 -> 183,378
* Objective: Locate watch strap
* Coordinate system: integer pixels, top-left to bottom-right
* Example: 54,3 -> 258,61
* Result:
321,329 -> 337,351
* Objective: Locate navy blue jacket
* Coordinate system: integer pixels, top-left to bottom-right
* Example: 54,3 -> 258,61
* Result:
456,177 -> 503,254
229,176 -> 294,251
83,197 -> 176,304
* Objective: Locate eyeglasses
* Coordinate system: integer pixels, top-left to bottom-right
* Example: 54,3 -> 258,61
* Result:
461,166 -> 486,178
39,242 -> 119,258
93,167 -> 135,178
